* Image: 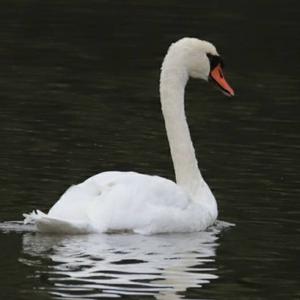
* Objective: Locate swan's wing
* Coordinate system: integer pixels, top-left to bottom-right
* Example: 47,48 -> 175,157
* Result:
39,171 -> 192,234
24,171 -> 210,234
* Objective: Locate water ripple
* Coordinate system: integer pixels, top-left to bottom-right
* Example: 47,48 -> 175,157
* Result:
11,223 -> 228,299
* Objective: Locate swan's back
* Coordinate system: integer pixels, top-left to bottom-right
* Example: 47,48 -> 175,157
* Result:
29,171 -> 206,234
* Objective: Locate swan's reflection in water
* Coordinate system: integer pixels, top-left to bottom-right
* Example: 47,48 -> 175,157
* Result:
21,226 -> 222,299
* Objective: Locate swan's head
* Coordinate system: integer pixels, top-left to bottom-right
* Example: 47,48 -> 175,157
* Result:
165,38 -> 234,96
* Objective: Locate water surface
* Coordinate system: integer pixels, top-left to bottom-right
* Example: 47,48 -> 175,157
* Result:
0,1 -> 299,299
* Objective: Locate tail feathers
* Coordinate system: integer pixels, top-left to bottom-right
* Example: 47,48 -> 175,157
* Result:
23,210 -> 95,234
23,210 -> 46,224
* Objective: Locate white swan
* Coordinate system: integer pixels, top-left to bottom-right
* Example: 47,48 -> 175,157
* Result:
24,37 -> 234,234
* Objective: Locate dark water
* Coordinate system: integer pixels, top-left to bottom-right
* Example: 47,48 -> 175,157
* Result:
0,1 -> 299,299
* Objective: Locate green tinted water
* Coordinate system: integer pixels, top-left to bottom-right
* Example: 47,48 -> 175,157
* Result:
0,1 -> 299,299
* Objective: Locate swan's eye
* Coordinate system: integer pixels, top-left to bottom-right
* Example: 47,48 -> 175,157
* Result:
207,53 -> 224,70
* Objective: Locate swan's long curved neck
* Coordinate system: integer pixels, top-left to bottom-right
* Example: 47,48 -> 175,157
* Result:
160,55 -> 204,198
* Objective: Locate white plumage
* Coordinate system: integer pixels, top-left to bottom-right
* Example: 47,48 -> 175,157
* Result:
24,38 -> 234,234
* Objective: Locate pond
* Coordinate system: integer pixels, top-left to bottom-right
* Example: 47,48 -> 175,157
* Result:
0,1 -> 299,299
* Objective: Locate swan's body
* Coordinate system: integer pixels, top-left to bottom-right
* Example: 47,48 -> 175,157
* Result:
24,38 -> 234,234
26,171 -> 216,234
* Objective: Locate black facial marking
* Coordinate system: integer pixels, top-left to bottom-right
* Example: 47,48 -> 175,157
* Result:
207,53 -> 224,70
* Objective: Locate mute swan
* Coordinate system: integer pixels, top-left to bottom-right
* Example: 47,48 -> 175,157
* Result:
24,37 -> 234,234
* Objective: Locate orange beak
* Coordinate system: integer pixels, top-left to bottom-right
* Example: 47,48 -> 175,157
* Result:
210,64 -> 235,97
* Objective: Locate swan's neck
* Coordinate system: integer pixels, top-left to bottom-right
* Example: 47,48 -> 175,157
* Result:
160,57 -> 205,198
